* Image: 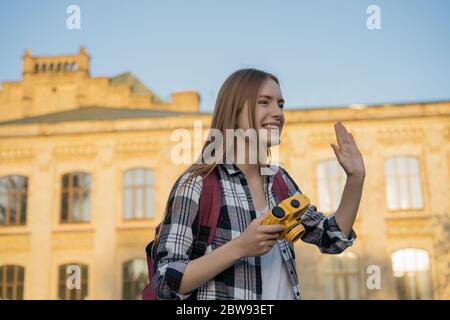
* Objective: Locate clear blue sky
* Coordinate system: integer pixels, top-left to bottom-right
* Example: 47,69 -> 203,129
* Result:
1,0 -> 449,112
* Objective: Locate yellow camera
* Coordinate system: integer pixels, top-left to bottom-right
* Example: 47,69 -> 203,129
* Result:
261,194 -> 310,243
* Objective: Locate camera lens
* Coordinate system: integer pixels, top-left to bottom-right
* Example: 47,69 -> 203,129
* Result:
285,224 -> 305,243
291,199 -> 300,208
272,207 -> 285,218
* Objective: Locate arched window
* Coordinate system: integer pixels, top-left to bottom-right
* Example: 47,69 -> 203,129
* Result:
34,64 -> 40,73
56,63 -> 61,71
71,62 -> 77,71
0,265 -> 25,300
316,159 -> 346,213
63,62 -> 69,71
323,252 -> 360,299
0,175 -> 28,226
123,168 -> 154,220
42,63 -> 47,72
391,248 -> 433,299
60,172 -> 90,223
58,263 -> 88,300
122,259 -> 147,300
385,156 -> 423,210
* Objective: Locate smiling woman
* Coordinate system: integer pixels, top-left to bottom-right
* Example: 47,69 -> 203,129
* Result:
147,68 -> 363,300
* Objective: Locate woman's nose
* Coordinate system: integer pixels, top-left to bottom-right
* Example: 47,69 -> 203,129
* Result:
272,104 -> 283,117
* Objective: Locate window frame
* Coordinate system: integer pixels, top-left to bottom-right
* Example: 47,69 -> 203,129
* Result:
60,172 -> 91,224
0,265 -> 25,300
384,156 -> 424,211
390,248 -> 433,300
122,258 -> 148,300
316,159 -> 346,214
0,175 -> 28,227
322,252 -> 361,300
122,168 -> 155,221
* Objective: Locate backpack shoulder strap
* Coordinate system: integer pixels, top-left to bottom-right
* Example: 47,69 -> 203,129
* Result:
192,169 -> 221,259
272,168 -> 290,202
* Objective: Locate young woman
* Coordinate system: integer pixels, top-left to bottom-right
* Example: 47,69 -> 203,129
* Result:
152,69 -> 365,300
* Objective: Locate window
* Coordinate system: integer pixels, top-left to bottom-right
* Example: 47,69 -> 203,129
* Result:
60,172 -> 90,223
391,248 -> 433,299
123,168 -> 154,220
122,259 -> 147,300
0,176 -> 28,226
385,156 -> 423,210
0,265 -> 25,300
58,263 -> 88,300
323,252 -> 360,299
316,159 -> 346,213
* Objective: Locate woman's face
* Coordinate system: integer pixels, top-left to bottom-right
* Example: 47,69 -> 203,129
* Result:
237,78 -> 285,148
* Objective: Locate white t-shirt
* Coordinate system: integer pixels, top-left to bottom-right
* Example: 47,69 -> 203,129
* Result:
255,206 -> 295,300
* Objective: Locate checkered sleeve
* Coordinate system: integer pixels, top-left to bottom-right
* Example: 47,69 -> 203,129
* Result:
279,166 -> 356,254
151,172 -> 202,300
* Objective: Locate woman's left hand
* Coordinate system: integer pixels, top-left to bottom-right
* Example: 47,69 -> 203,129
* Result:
331,121 -> 366,180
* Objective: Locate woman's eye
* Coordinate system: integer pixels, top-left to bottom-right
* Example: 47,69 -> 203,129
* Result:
259,100 -> 269,105
279,104 -> 284,109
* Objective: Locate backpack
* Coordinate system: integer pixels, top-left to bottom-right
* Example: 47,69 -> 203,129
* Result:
142,167 -> 289,300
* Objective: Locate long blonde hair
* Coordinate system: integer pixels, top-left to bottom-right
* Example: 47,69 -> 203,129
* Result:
160,68 -> 279,225
183,68 -> 278,183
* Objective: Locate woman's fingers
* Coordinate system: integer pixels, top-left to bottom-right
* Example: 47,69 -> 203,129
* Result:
335,121 -> 352,146
330,143 -> 340,158
334,122 -> 346,147
261,233 -> 280,241
348,132 -> 358,148
259,224 -> 284,234
341,123 -> 351,144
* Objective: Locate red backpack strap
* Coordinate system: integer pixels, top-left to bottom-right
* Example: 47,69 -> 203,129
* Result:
192,169 -> 221,259
272,168 -> 290,202
142,170 -> 221,300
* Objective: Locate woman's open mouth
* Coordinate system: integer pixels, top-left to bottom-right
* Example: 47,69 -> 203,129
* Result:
262,123 -> 280,135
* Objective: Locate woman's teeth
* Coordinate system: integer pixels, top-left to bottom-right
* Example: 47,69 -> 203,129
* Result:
263,124 -> 280,131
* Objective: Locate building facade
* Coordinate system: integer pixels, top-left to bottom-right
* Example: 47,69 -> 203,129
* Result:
0,48 -> 449,299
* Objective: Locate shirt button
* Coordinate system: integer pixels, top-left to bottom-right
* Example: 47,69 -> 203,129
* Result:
282,250 -> 286,253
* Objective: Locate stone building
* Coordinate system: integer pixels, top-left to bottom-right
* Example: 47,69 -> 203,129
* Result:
0,48 -> 448,299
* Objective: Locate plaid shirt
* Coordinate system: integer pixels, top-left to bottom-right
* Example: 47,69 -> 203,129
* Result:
152,163 -> 356,300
